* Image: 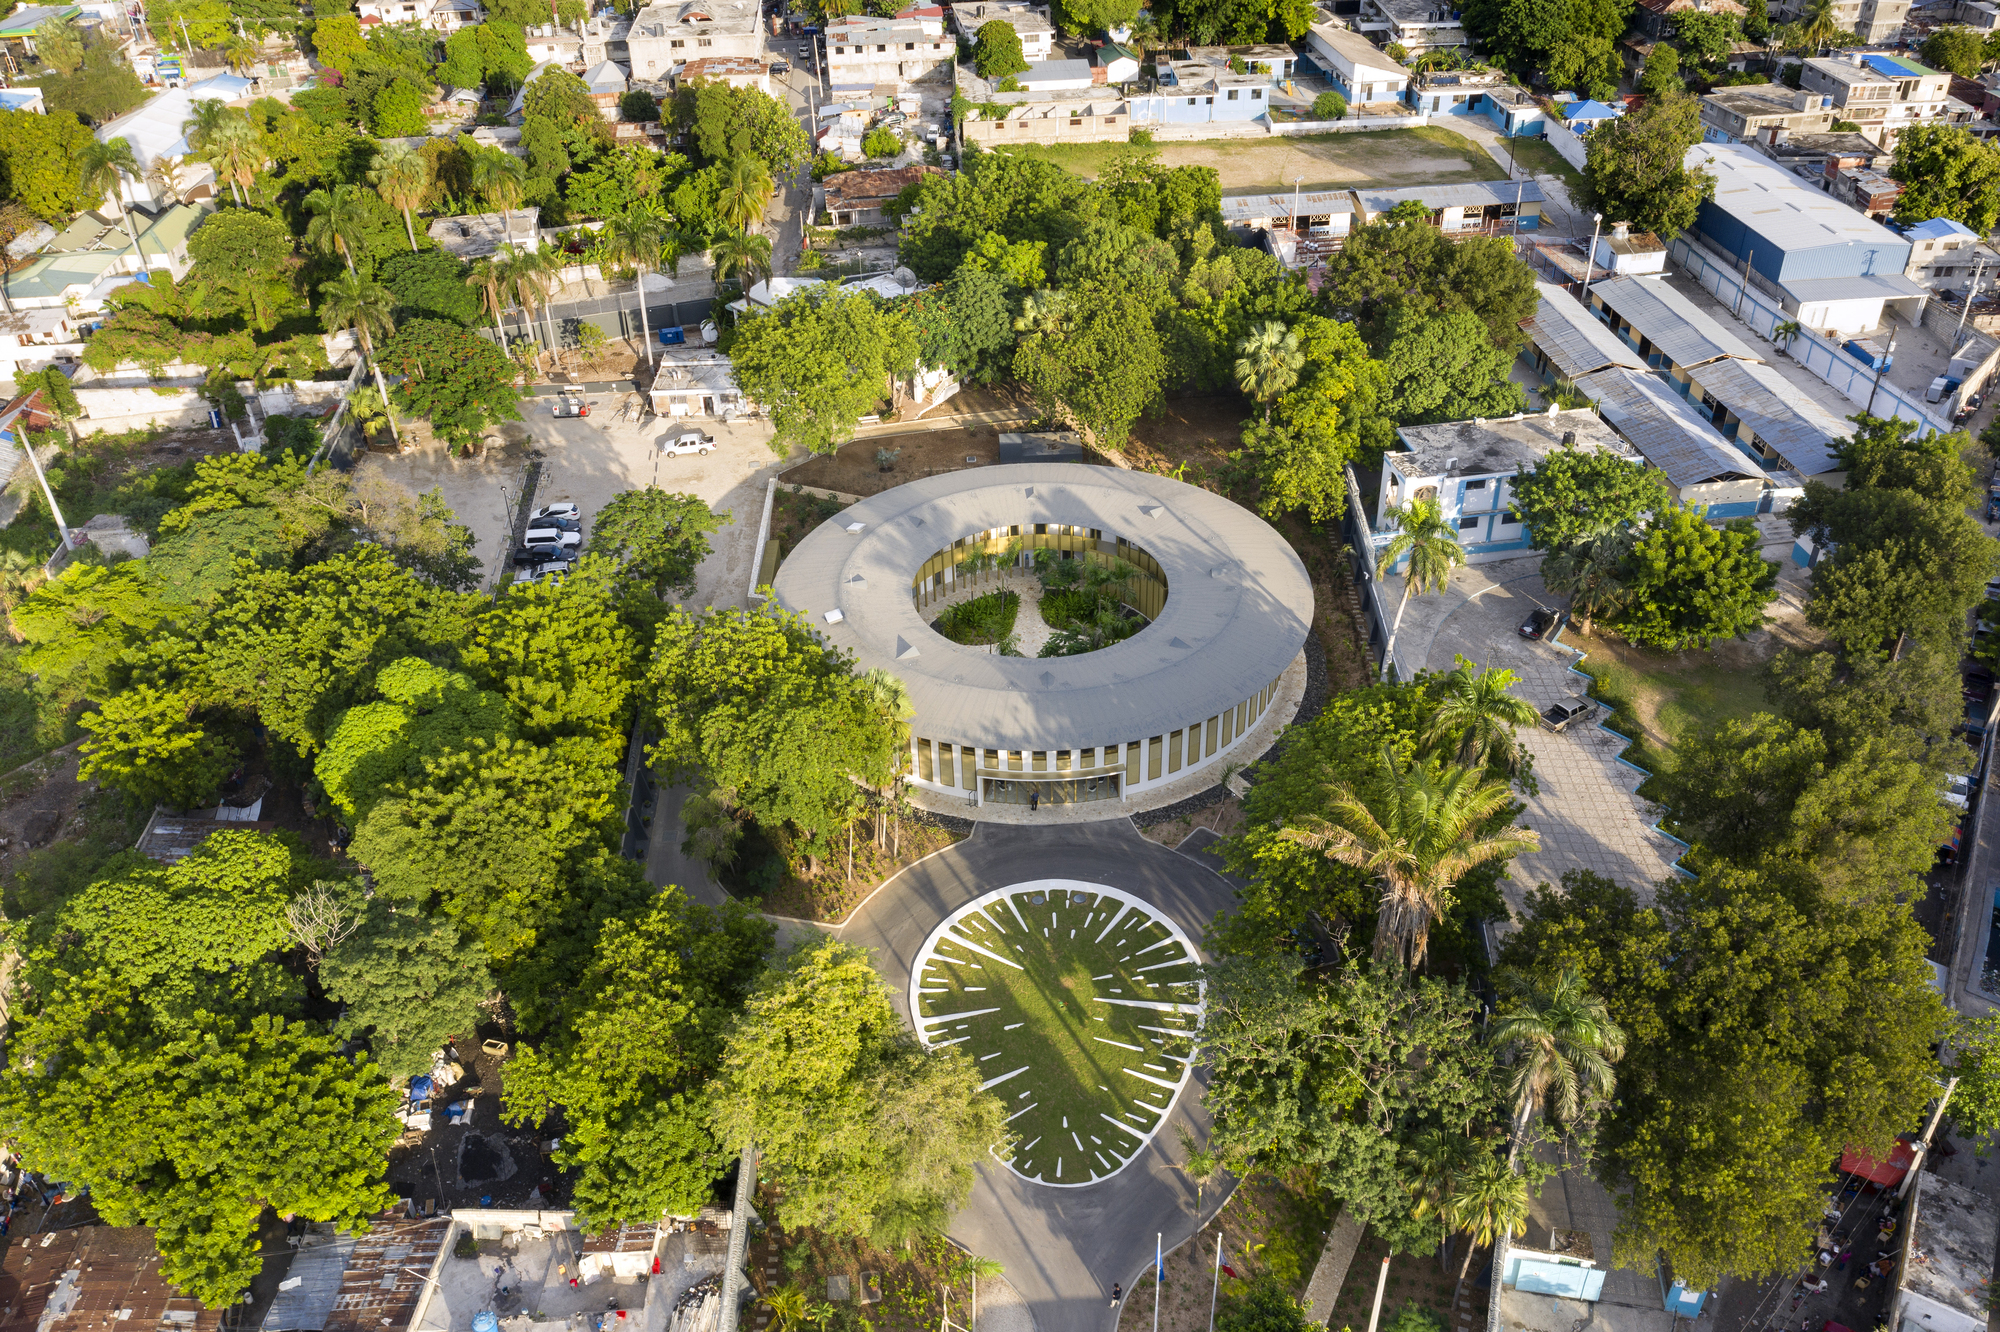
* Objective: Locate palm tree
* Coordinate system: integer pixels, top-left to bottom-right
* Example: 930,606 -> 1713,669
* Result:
145,154 -> 190,206
1772,317 -> 1803,355
1233,320 -> 1303,418
1423,657 -> 1539,778
470,149 -> 528,227
860,666 -> 914,853
500,243 -> 560,372
201,113 -> 264,206
1488,965 -> 1625,1158
76,138 -> 142,253
465,255 -> 510,344
1012,288 -> 1070,335
305,183 -> 370,273
760,1285 -> 810,1332
708,229 -> 772,288
1441,1152 -> 1530,1298
1403,1128 -> 1475,1259
319,269 -> 401,446
1540,528 -> 1632,635
224,35 -> 261,74
717,155 -> 775,233
1282,749 -> 1540,968
1375,496 -> 1464,682
370,142 -> 432,252
602,208 -> 667,364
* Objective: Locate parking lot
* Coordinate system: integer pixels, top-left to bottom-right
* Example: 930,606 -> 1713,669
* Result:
356,395 -> 796,608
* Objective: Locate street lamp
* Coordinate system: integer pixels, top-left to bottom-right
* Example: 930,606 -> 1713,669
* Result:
1292,173 -> 1305,238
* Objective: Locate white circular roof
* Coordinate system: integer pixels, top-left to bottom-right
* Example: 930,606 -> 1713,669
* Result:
771,465 -> 1313,751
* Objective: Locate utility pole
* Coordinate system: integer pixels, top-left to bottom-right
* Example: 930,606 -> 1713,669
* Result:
1732,248 -> 1754,317
1897,1077 -> 1961,1201
1864,329 -> 1898,416
1580,211 -> 1602,300
13,414 -> 73,553
718,1145 -> 758,1332
1208,1235 -> 1222,1332
1153,1233 -> 1162,1332
1954,257 -> 1986,347
1362,1258 -> 1391,1332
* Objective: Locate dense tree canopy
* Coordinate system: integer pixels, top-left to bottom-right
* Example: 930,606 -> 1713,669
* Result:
728,289 -> 919,457
1577,93 -> 1715,239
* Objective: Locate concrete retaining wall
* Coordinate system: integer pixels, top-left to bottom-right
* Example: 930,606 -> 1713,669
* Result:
1546,117 -> 1589,170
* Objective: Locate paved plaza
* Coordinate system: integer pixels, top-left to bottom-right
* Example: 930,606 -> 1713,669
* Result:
1382,557 -> 1686,920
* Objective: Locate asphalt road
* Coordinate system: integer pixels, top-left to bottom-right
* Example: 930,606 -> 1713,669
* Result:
839,820 -> 1243,1332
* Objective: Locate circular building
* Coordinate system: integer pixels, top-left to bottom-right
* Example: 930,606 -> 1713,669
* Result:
772,464 -> 1312,811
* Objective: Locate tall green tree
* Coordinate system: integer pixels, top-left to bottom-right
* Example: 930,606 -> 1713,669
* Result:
374,317 -> 524,452
1423,657 -> 1539,780
710,937 -> 1007,1247
648,604 -> 900,846
1611,506 -> 1776,649
1510,444 -> 1670,553
728,288 -> 920,457
1577,92 -> 1716,240
1233,320 -> 1304,417
1891,124 -> 2000,232
319,888 -> 494,1080
1378,305 -> 1526,425
973,19 -> 1029,76
1014,280 -> 1166,449
1488,965 -> 1624,1153
584,487 -> 728,598
0,107 -> 94,221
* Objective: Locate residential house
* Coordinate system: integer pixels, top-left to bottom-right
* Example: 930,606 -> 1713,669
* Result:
819,164 -> 941,224
1775,0 -> 1911,43
1744,126 -> 1884,179
1154,52 -> 1278,121
1352,0 -> 1464,54
825,14 -> 953,84
1183,43 -> 1298,80
1688,141 -> 1928,335
650,346 -> 753,418
0,85 -> 42,112
519,24 -> 586,64
949,1 -> 1054,59
1563,98 -> 1622,130
1375,409 -> 1638,565
1094,42 -> 1141,82
1832,163 -> 1902,215
677,53 -> 769,91
1303,19 -> 1409,105
1631,0 -> 1746,39
91,73 -> 251,208
625,0 -> 763,81
579,12 -> 635,64
0,308 -> 83,379
1886,1173 -> 1996,1332
427,208 -> 541,258
0,4 -> 79,70
582,59 -> 628,111
0,1222 -> 226,1332
1699,85 -> 1838,143
427,0 -> 485,30
1351,179 -> 1543,233
1023,56 -> 1105,90
3,202 -> 213,312
1801,51 -> 1968,146
1903,216 -> 1994,286
1406,65 -> 1506,114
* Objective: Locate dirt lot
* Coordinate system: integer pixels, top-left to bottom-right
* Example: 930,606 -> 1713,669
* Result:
783,423 -> 1009,496
1139,797 -> 1249,847
998,126 -> 1505,191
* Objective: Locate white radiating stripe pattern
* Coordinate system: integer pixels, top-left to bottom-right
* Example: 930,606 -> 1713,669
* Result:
907,879 -> 1206,1191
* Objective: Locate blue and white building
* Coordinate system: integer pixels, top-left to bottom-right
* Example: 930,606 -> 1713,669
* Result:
1302,19 -> 1409,105
1374,408 -> 1639,567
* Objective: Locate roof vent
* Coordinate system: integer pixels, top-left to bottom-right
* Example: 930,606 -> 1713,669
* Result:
823,608 -> 845,624
1168,636 -> 1190,649
845,521 -> 866,533
847,574 -> 866,588
1138,504 -> 1163,518
1444,456 -> 1458,472
896,635 -> 920,659
1039,670 -> 1055,686
1562,430 -> 1576,445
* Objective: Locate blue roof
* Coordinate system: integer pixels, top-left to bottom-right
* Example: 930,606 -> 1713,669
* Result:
1861,52 -> 1937,78
1905,217 -> 1978,241
1564,99 -> 1620,120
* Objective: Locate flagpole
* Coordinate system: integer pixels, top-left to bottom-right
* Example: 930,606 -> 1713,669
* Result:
1209,1235 -> 1222,1332
1154,1233 -> 1162,1332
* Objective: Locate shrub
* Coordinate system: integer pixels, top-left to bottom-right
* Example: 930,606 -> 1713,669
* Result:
861,127 -> 902,158
936,589 -> 1018,646
1313,90 -> 1348,119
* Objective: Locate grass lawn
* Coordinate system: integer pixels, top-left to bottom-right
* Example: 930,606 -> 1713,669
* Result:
1499,134 -> 1582,189
915,887 -> 1200,1186
1566,627 -> 1770,761
993,125 -> 1504,190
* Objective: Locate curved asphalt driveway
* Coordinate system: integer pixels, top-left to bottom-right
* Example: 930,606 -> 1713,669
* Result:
841,820 -> 1240,1332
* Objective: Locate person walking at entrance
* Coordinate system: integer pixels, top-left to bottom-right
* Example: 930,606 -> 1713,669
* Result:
1109,1284 -> 1121,1309
1029,790 -> 1039,811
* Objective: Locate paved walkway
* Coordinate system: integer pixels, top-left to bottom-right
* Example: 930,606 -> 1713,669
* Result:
1384,557 -> 1685,919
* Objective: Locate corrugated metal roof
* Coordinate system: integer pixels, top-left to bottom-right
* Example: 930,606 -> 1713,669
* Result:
772,464 -> 1313,752
1521,283 -> 1645,378
1780,272 -> 1930,301
1219,189 -> 1357,221
1693,142 -> 1909,256
1575,367 -> 1768,488
1358,179 -> 1546,212
321,1214 -> 450,1332
1588,275 -> 1762,369
1683,357 -> 1846,474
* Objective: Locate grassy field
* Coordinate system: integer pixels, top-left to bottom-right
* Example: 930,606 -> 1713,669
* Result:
1568,628 -> 1770,760
915,888 -> 1200,1186
993,125 -> 1505,190
1499,133 -> 1582,189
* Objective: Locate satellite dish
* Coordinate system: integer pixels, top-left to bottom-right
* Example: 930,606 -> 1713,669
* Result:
892,265 -> 916,289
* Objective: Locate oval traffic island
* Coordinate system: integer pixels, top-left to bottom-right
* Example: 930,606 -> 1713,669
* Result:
909,881 -> 1204,1187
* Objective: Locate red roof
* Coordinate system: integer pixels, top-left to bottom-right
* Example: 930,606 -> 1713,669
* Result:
1838,1139 -> 1916,1188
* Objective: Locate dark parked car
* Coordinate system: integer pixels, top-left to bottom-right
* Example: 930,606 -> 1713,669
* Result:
771,58 -> 791,73
1967,671 -> 1994,706
512,543 -> 572,566
1519,607 -> 1566,641
1539,696 -> 1600,733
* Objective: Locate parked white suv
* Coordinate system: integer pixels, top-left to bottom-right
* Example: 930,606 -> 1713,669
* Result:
523,526 -> 582,550
659,429 -> 716,457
